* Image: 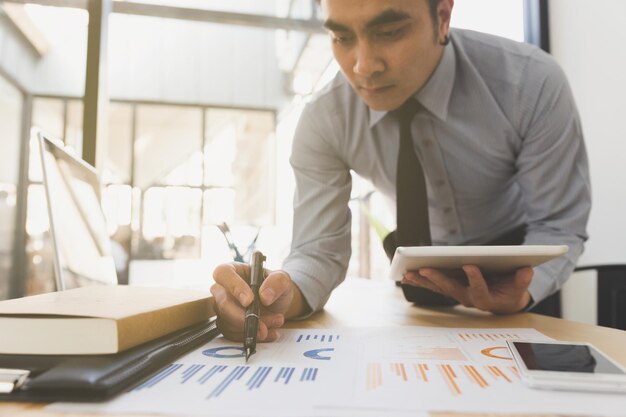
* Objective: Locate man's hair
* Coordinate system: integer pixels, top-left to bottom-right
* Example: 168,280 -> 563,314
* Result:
315,0 -> 441,27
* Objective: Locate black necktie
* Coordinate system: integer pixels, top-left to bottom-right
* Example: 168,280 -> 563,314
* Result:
386,98 -> 458,306
394,99 -> 431,247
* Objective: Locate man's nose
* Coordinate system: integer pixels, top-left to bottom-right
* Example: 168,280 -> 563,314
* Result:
352,42 -> 385,77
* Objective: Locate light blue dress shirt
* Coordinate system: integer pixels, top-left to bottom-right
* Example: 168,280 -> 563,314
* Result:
283,29 -> 591,313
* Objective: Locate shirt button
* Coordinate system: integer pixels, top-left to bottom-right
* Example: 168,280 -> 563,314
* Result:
435,179 -> 445,187
443,207 -> 453,214
423,139 -> 433,148
449,229 -> 458,235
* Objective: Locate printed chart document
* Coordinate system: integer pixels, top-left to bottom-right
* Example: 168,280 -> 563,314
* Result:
50,327 -> 626,417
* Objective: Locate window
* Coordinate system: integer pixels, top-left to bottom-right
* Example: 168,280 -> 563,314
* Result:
0,74 -> 23,299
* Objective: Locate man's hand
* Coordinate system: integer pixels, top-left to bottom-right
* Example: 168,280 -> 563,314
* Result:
401,265 -> 533,314
211,263 -> 308,342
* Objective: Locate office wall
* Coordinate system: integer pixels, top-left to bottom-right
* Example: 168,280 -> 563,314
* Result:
549,0 -> 626,321
550,1 -> 626,265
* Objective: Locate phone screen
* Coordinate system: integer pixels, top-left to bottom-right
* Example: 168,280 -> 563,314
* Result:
512,342 -> 626,375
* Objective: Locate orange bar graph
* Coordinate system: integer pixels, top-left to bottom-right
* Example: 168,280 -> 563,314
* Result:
439,364 -> 462,396
459,332 -> 524,341
391,363 -> 408,381
464,365 -> 489,388
509,366 -> 521,379
492,366 -> 512,383
413,363 -> 429,382
486,366 -> 499,377
367,363 -> 382,391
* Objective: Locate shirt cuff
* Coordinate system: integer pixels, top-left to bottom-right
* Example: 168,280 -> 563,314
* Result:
282,262 -> 335,320
526,267 -> 558,310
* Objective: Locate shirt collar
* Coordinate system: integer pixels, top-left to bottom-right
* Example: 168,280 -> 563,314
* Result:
368,38 -> 457,128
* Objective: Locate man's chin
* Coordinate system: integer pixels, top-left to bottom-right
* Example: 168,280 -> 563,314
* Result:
359,95 -> 405,112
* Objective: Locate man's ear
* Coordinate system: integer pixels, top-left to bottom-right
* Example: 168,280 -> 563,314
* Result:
437,0 -> 454,42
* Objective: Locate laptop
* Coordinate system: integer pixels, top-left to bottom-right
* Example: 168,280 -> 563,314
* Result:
38,131 -> 118,291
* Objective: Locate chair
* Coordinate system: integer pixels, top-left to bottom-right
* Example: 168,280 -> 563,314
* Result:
569,265 -> 626,330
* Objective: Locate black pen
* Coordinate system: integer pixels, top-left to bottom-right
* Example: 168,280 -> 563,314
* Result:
244,250 -> 266,362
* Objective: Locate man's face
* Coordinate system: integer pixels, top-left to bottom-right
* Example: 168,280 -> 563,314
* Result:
320,0 -> 450,111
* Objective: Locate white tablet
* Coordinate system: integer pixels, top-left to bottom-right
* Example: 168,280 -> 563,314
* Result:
389,245 -> 569,282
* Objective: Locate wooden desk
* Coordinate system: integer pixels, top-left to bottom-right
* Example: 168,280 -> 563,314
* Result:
3,277 -> 626,417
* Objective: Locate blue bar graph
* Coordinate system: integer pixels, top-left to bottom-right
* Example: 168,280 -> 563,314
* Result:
300,367 -> 318,382
246,366 -> 272,390
274,367 -> 295,384
199,365 -> 227,384
181,364 -> 205,384
207,366 -> 249,399
135,363 -> 184,391
296,333 -> 340,343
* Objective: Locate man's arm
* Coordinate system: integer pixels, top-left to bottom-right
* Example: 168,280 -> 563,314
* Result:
513,50 -> 591,307
281,105 -> 353,316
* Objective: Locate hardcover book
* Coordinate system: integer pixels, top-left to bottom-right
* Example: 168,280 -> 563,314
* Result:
0,286 -> 214,355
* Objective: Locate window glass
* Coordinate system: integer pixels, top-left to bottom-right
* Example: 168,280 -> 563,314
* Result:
65,99 -> 83,155
25,184 -> 56,296
0,74 -> 23,299
135,105 -> 203,188
106,102 -> 133,184
32,98 -> 64,140
204,108 -> 275,226
135,186 -> 202,260
30,98 -> 64,182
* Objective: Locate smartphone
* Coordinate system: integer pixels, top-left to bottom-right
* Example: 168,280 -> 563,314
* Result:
506,340 -> 626,393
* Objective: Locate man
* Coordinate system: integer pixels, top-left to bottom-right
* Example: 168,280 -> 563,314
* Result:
211,0 -> 590,342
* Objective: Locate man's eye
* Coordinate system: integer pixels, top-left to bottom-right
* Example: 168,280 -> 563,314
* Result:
332,34 -> 354,45
377,28 -> 404,40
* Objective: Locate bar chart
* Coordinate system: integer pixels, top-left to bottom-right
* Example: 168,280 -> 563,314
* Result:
365,361 -> 519,396
456,331 -> 523,342
295,333 -> 340,343
133,363 -> 321,400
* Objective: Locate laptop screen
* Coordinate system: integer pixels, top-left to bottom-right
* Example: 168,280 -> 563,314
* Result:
38,132 -> 118,290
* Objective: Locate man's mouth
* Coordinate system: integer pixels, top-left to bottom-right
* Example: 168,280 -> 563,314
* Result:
359,84 -> 393,94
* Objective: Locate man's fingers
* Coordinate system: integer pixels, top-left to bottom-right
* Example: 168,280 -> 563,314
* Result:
514,267 -> 533,289
403,272 -> 445,294
260,312 -> 285,329
265,329 -> 280,343
210,283 -> 227,306
213,263 -> 253,307
419,268 -> 467,300
463,265 -> 492,308
260,270 -> 292,306
212,263 -> 289,343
